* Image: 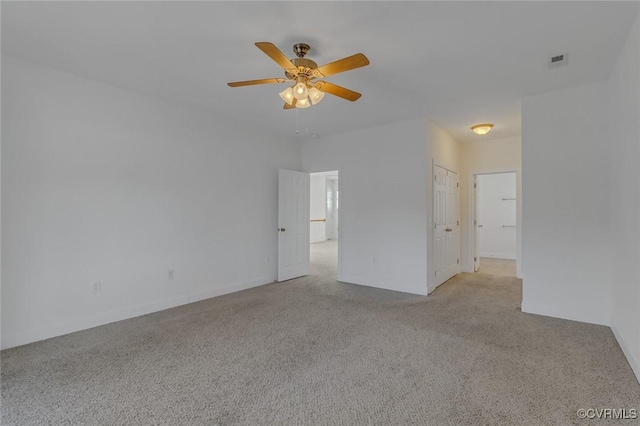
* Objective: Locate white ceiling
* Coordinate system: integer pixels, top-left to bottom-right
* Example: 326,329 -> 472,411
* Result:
2,1 -> 638,143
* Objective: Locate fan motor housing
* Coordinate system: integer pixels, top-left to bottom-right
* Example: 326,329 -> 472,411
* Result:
285,58 -> 318,80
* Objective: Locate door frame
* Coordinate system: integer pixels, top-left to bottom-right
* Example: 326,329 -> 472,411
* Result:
308,168 -> 343,280
467,168 -> 522,278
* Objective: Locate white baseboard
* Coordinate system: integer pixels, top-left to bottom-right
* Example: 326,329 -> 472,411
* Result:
1,276 -> 274,350
521,301 -> 609,326
611,326 -> 640,384
187,277 -> 273,303
479,252 -> 517,260
340,275 -> 429,296
1,295 -> 188,350
522,303 -> 639,384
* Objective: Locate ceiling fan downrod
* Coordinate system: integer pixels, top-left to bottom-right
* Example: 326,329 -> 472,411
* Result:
293,43 -> 310,58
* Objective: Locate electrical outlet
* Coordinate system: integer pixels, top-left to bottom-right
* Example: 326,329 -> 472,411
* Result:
265,255 -> 271,264
168,270 -> 174,280
91,281 -> 101,294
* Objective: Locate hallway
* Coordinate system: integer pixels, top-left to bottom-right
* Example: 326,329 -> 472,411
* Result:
310,240 -> 338,277
477,257 -> 517,277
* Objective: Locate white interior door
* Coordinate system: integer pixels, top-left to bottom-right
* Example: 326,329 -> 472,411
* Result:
433,165 -> 460,287
474,175 -> 480,272
278,169 -> 310,282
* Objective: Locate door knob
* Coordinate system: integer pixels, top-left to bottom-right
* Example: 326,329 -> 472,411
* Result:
278,228 -> 286,232
445,228 -> 452,232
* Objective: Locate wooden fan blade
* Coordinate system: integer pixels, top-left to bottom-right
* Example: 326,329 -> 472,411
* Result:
227,78 -> 286,87
255,42 -> 297,72
283,99 -> 297,109
312,53 -> 369,78
314,81 -> 362,102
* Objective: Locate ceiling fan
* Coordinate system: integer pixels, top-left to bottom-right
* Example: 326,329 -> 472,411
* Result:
227,42 -> 369,109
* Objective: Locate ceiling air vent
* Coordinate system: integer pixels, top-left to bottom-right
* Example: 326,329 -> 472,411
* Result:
549,52 -> 568,68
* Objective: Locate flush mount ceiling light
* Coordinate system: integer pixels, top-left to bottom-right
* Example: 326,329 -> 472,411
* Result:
471,123 -> 494,135
228,42 -> 369,109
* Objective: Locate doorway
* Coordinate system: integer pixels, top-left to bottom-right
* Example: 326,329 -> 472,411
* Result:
472,172 -> 517,277
309,171 -> 339,277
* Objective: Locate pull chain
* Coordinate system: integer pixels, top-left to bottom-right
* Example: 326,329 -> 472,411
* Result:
295,108 -> 299,135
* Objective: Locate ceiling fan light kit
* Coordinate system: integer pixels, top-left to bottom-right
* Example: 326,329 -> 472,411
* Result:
293,81 -> 309,100
296,98 -> 311,108
228,42 -> 369,109
279,87 -> 295,104
308,87 -> 324,105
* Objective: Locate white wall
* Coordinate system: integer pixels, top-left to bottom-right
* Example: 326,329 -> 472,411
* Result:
309,175 -> 327,243
607,12 -> 640,381
426,121 -> 462,292
459,137 -> 522,276
520,12 -> 640,382
477,173 -> 517,259
521,81 -> 611,326
1,56 -> 301,349
302,119 -> 429,295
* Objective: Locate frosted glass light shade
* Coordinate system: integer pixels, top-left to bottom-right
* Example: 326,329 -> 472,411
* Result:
296,98 -> 310,108
308,87 -> 325,105
279,87 -> 295,105
294,82 -> 309,100
471,123 -> 494,135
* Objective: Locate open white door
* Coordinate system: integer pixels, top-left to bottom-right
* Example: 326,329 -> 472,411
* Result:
474,175 -> 480,272
278,169 -> 310,282
433,165 -> 460,288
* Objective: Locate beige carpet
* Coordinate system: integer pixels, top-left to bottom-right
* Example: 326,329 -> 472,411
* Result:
2,241 -> 639,425
478,257 -> 517,277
